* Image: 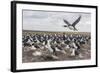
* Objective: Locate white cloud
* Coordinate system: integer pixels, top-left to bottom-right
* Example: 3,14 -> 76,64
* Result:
23,10 -> 91,32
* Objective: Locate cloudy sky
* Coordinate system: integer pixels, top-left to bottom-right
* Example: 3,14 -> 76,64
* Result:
23,10 -> 91,32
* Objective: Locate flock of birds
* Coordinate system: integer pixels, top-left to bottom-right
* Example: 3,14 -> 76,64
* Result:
22,33 -> 91,61
22,15 -> 91,62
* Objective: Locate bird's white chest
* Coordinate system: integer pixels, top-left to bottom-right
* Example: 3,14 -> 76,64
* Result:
31,46 -> 37,50
32,51 -> 42,56
69,26 -> 74,30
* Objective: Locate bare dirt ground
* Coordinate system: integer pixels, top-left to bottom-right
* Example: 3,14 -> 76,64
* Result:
22,31 -> 91,63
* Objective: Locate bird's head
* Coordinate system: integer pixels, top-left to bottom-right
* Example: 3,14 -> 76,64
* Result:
63,25 -> 67,27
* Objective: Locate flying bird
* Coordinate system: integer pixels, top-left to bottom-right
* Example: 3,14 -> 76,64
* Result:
63,16 -> 81,31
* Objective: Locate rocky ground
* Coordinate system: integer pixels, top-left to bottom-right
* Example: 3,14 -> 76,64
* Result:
22,42 -> 91,63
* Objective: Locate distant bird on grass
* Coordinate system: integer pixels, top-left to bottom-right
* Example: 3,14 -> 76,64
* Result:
63,16 -> 81,31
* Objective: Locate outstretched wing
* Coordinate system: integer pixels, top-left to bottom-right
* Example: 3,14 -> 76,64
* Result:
72,16 -> 81,27
63,19 -> 71,26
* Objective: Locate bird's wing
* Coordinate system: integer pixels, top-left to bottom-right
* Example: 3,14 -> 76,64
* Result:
72,16 -> 81,27
63,19 -> 71,26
